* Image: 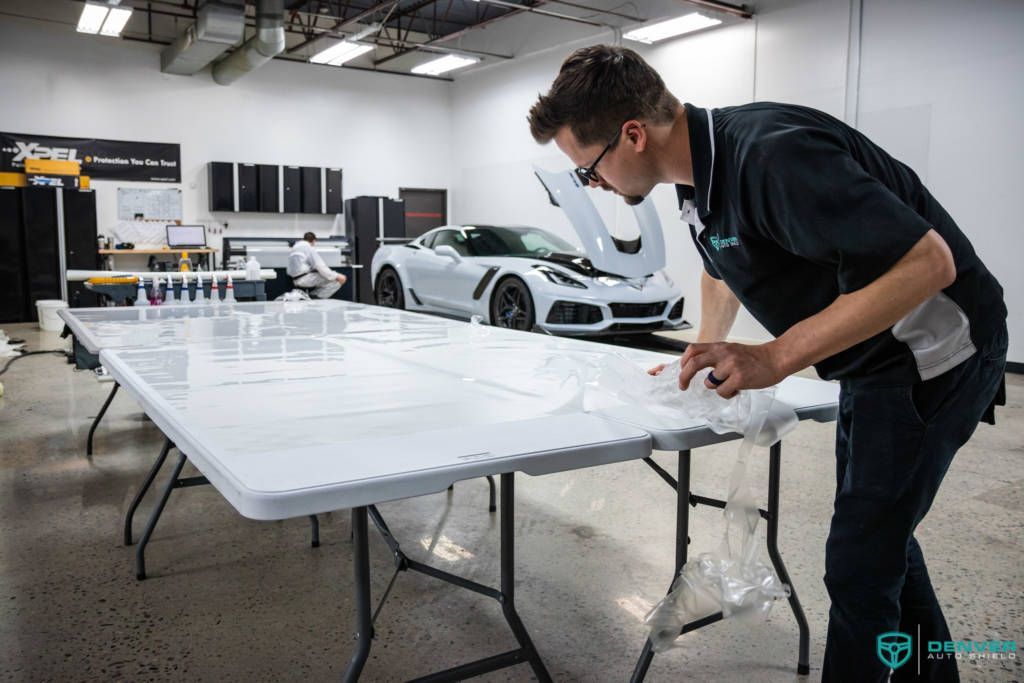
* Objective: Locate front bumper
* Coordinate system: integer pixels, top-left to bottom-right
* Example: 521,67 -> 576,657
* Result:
538,296 -> 688,336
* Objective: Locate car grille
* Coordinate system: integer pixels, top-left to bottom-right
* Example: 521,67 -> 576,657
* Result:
606,322 -> 666,333
546,301 -> 604,325
668,298 -> 684,319
609,301 -> 667,318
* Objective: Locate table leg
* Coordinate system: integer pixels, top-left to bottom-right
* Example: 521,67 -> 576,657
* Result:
498,472 -> 552,682
124,437 -> 173,546
766,442 -> 810,675
631,450 -> 691,682
308,515 -> 320,548
135,451 -> 187,581
86,382 -> 119,457
342,507 -> 373,683
341,474 -> 552,681
486,475 -> 496,513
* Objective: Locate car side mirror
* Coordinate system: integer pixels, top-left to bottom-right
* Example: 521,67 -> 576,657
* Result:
435,245 -> 462,262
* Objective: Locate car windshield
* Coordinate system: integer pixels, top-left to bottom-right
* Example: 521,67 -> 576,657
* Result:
461,226 -> 581,257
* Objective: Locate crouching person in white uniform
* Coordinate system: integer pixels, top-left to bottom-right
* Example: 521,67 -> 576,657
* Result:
287,232 -> 347,299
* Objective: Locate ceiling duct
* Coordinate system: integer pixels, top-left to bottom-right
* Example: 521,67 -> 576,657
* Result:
160,0 -> 246,76
212,0 -> 286,85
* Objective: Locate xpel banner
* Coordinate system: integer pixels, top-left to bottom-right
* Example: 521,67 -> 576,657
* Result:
0,131 -> 181,183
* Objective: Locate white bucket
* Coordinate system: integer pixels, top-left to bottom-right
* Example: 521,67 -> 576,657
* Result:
36,299 -> 68,332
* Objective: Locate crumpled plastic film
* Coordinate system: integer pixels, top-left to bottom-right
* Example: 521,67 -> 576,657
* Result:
275,290 -> 311,302
608,358 -> 800,652
0,329 -> 24,358
586,355 -> 798,446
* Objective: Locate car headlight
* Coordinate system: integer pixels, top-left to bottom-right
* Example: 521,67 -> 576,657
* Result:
595,275 -> 623,287
534,265 -> 587,289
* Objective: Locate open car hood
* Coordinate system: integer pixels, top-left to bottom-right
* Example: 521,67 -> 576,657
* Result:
533,166 -> 666,278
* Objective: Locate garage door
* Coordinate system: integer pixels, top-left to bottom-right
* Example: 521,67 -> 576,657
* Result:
399,188 -> 447,238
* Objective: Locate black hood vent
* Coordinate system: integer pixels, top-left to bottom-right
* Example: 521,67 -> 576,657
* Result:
534,252 -> 645,279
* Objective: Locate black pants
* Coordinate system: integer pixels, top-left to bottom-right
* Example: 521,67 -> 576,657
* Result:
821,325 -> 1007,682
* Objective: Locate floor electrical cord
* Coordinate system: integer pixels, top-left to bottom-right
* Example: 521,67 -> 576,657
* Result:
0,350 -> 68,377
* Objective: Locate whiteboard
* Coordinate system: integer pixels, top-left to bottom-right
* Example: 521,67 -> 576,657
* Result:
117,188 -> 183,220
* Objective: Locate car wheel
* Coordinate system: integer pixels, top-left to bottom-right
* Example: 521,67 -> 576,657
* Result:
490,277 -> 535,331
375,267 -> 405,309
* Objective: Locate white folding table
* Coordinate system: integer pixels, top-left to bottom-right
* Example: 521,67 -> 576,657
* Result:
58,300 -> 465,553
59,300 -> 441,456
66,300 -> 839,681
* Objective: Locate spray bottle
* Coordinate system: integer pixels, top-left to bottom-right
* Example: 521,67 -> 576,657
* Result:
134,277 -> 150,307
149,276 -> 162,305
194,272 -> 206,304
166,276 -> 178,304
224,274 -> 237,304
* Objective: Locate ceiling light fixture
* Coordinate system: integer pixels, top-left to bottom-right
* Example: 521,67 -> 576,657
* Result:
77,1 -> 133,36
76,2 -> 109,34
99,6 -> 133,36
310,41 -> 373,66
623,12 -> 722,44
410,54 -> 478,76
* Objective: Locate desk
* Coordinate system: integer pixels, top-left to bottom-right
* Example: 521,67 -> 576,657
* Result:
63,301 -> 839,681
99,247 -> 218,270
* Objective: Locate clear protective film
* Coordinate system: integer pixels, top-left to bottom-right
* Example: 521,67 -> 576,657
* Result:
423,330 -> 803,645
629,358 -> 800,652
81,300 -> 829,519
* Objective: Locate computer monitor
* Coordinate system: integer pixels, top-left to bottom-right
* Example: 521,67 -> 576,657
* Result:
166,224 -> 207,249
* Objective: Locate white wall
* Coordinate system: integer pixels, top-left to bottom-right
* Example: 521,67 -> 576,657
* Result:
450,0 -> 1024,363
855,0 -> 1024,364
1,3 -> 1020,361
0,16 -> 453,261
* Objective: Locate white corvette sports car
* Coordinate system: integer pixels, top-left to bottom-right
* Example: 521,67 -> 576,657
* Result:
370,169 -> 687,336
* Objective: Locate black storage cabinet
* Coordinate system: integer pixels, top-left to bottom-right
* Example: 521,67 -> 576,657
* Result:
282,166 -> 301,213
208,161 -> 235,211
0,187 -> 98,322
300,166 -> 321,214
63,190 -> 101,308
21,187 -> 62,316
345,196 -> 405,305
325,168 -> 343,214
0,188 -> 28,322
237,163 -> 259,212
258,164 -> 279,212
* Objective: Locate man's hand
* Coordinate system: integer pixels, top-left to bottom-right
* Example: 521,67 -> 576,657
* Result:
676,341 -> 786,398
336,274 -> 348,285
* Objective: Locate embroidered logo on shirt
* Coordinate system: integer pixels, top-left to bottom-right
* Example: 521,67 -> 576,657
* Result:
709,234 -> 740,251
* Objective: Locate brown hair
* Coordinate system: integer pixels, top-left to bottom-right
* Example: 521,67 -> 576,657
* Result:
303,232 -> 316,242
528,45 -> 680,146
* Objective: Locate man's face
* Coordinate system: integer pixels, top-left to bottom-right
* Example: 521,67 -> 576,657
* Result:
553,124 -> 651,206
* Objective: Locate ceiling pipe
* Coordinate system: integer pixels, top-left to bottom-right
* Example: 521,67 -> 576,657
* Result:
473,0 -> 607,28
212,0 -> 286,85
159,1 -> 246,76
680,0 -> 752,20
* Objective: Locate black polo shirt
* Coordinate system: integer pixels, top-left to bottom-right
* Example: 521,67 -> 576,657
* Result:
677,102 -> 1006,386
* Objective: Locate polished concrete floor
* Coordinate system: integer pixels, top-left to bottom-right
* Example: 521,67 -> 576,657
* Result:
0,322 -> 1021,682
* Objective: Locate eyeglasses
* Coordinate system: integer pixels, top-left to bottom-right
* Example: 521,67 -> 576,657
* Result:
574,127 -> 622,185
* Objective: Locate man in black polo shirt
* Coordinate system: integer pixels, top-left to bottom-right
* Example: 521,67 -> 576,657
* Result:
528,46 -> 1007,681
